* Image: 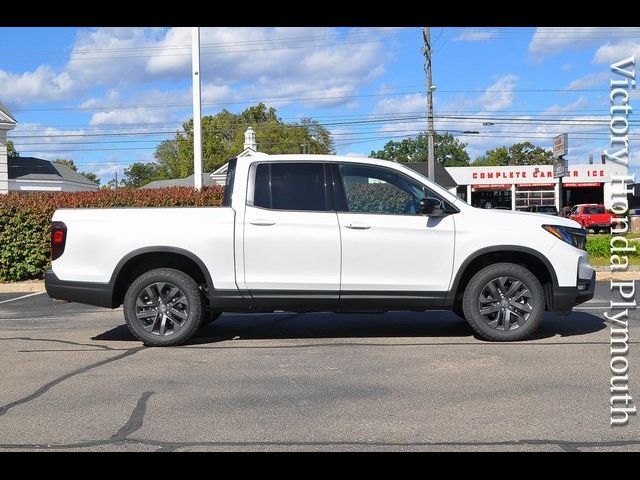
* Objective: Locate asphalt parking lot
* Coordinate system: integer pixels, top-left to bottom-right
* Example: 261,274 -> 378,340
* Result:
0,282 -> 638,451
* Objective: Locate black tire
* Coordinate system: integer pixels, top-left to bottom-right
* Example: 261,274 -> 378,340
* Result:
462,262 -> 545,341
123,268 -> 204,347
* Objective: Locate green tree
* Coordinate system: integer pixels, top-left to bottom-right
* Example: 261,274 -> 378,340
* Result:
473,142 -> 553,166
370,132 -> 470,167
53,158 -> 78,171
152,103 -> 335,179
80,172 -> 100,186
6,140 -> 19,157
473,146 -> 509,166
122,162 -> 163,188
508,142 -> 554,166
101,177 -> 124,190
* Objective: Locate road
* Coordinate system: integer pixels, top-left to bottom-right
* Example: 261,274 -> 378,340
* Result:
0,282 -> 638,451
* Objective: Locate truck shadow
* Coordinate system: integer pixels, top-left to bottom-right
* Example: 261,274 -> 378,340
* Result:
93,310 -> 607,345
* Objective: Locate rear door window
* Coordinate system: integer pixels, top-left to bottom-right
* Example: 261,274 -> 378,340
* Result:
252,162 -> 330,212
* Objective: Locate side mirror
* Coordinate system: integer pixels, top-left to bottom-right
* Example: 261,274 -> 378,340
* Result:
420,197 -> 446,217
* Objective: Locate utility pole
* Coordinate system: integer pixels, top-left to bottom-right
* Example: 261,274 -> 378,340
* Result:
423,27 -> 435,181
191,27 -> 203,191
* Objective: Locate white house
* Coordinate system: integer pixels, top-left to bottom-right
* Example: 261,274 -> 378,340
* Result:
0,101 -> 17,194
0,102 -> 99,193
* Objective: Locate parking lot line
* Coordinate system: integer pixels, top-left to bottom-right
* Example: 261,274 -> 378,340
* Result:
0,292 -> 46,305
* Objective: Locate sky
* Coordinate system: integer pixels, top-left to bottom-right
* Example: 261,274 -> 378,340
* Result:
1,26 -> 639,183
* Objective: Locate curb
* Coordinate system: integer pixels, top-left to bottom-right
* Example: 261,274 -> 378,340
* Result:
595,271 -> 640,281
0,281 -> 46,293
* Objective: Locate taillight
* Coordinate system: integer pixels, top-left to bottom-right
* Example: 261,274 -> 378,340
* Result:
51,221 -> 67,261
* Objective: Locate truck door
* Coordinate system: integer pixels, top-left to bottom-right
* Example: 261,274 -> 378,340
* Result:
243,161 -> 340,310
332,162 -> 456,309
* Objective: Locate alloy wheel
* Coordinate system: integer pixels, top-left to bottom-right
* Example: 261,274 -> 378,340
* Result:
478,276 -> 533,331
135,282 -> 190,336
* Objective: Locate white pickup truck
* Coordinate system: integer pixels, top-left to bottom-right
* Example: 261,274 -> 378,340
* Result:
45,154 -> 595,346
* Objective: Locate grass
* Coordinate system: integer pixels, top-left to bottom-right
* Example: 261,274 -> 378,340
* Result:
586,231 -> 640,266
589,256 -> 640,267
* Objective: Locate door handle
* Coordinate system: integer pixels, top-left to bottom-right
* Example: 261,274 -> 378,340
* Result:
249,219 -> 276,226
345,223 -> 371,230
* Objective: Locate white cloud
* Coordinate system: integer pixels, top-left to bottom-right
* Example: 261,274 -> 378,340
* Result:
529,27 -> 640,60
476,75 -> 518,111
3,26 -> 392,124
365,75 -> 517,153
80,84 -> 236,126
565,72 -> 608,90
201,84 -> 233,104
373,93 -> 426,116
543,96 -> 589,114
363,90 -> 609,165
0,66 -> 76,105
454,29 -> 498,42
66,27 -> 169,86
8,123 -> 96,162
83,89 -> 188,126
65,27 -> 389,110
93,162 -> 125,179
11,123 -> 89,148
89,108 -> 167,126
370,93 -> 427,136
80,89 -> 122,109
593,40 -> 640,65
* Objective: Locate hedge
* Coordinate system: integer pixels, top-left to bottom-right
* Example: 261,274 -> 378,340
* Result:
0,187 -> 224,282
3,186 -> 637,282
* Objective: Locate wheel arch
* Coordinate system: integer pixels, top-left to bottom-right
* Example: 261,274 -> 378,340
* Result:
447,246 -> 558,311
110,247 -> 214,309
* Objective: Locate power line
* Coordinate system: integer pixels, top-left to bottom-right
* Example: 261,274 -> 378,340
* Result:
9,90 -> 427,112
0,28 -> 409,56
8,108 -> 617,130
9,113 -> 640,140
18,128 -> 639,156
2,37 -> 393,63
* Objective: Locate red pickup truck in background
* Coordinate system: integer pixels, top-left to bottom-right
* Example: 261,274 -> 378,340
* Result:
569,204 -> 613,233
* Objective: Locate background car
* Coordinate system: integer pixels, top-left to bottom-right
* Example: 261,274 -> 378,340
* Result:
524,205 -> 559,216
569,204 -> 613,233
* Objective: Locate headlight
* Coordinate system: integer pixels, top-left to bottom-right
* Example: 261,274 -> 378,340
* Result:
542,224 -> 587,250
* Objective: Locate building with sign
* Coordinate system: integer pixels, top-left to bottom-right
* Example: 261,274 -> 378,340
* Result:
444,163 -> 627,211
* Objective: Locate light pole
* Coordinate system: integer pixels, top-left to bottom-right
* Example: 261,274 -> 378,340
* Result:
427,85 -> 436,181
423,27 -> 436,181
191,27 -> 203,191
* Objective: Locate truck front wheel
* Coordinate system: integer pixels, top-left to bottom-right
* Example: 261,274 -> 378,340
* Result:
123,268 -> 204,346
462,263 -> 545,341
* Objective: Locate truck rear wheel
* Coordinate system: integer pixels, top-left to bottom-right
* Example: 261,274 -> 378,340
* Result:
462,263 -> 544,341
123,268 -> 204,346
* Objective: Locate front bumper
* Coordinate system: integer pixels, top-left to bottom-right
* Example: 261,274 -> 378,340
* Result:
549,269 -> 596,315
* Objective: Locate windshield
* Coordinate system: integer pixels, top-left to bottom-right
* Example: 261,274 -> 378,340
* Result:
393,162 -> 462,206
538,206 -> 557,213
584,206 -> 605,214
